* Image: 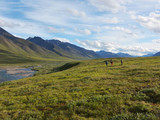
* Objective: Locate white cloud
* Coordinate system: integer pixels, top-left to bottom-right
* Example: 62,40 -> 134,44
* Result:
20,0 -> 88,27
83,29 -> 92,35
75,39 -> 119,52
88,0 -> 130,13
75,39 -> 160,56
75,28 -> 92,35
0,17 -> 21,28
104,26 -> 137,38
92,26 -> 101,33
129,0 -> 160,13
152,39 -> 160,44
67,8 -> 86,18
0,16 -> 51,38
98,17 -> 119,24
48,27 -> 64,33
105,26 -> 131,33
0,0 -> 10,11
1,0 -> 160,56
133,11 -> 160,33
53,37 -> 70,42
117,46 -> 155,56
75,39 -> 88,47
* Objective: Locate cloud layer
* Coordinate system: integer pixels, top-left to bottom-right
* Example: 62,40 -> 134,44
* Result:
0,0 -> 160,55
88,0 -> 130,13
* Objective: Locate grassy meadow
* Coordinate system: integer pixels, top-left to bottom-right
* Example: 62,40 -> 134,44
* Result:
0,56 -> 160,119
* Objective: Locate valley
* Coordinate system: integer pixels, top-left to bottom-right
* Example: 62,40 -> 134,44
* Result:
1,0 -> 160,119
0,27 -> 160,119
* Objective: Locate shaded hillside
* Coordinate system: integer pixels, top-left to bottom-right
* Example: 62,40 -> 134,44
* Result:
117,52 -> 133,57
47,39 -> 100,59
27,37 -> 65,56
153,52 -> 160,56
96,50 -> 119,58
27,37 -> 100,59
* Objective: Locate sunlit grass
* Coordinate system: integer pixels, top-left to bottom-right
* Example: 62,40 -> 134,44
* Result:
0,56 -> 160,119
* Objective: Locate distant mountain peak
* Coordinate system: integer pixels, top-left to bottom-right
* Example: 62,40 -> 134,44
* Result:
96,50 -> 133,58
117,52 -> 133,57
96,50 -> 119,58
27,36 -> 43,40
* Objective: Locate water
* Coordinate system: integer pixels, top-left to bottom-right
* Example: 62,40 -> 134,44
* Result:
0,68 -> 35,83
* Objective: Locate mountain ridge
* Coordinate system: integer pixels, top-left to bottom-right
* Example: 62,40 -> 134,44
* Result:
0,27 -> 147,63
27,37 -> 100,60
47,39 -> 100,59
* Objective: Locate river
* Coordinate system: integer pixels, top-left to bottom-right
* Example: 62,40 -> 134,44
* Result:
0,67 -> 35,83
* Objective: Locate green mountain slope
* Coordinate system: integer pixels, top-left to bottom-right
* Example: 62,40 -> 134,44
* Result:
0,56 -> 160,119
0,27 -> 70,63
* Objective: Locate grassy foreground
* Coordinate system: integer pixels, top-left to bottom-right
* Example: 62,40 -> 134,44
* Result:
0,57 -> 160,119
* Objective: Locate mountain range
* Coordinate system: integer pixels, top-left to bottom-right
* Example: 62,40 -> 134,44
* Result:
0,27 -> 159,63
27,37 -> 100,60
142,53 -> 155,57
96,50 -> 133,58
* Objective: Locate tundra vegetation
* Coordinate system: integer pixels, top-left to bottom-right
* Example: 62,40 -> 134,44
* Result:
0,57 -> 160,120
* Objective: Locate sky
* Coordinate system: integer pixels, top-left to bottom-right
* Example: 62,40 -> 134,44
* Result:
0,0 -> 160,56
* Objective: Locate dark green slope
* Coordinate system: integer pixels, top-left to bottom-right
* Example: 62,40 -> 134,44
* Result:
0,27 -> 70,63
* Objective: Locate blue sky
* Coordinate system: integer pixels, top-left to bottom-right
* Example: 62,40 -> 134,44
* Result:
0,0 -> 160,55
